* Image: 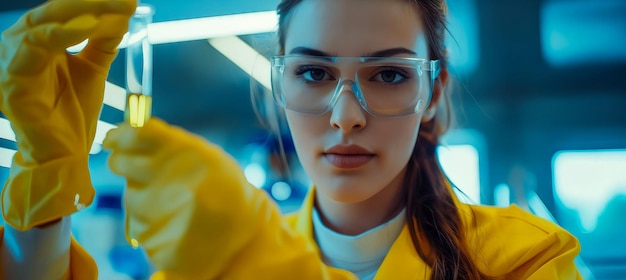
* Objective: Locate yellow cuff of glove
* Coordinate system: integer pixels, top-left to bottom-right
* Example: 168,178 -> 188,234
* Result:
2,153 -> 94,231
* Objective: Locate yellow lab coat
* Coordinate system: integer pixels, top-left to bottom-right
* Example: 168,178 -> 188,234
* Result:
0,187 -> 581,279
286,189 -> 582,279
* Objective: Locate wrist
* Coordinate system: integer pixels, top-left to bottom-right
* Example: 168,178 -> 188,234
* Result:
2,153 -> 94,231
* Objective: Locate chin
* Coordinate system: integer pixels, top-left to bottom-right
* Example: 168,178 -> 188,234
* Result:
318,180 -> 380,204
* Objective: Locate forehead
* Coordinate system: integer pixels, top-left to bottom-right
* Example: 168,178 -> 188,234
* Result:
284,0 -> 427,57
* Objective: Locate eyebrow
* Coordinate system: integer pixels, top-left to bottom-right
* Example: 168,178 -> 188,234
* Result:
287,47 -> 417,57
288,47 -> 331,56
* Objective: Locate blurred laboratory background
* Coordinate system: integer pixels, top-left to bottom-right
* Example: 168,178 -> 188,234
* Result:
1,0 -> 625,279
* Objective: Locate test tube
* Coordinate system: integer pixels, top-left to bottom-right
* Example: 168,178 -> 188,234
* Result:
125,4 -> 154,127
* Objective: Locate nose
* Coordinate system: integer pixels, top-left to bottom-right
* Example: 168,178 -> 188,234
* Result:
329,82 -> 367,133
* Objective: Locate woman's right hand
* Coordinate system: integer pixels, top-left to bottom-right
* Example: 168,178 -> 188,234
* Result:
0,0 -> 136,231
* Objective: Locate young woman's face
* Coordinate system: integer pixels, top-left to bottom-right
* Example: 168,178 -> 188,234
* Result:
283,0 -> 432,203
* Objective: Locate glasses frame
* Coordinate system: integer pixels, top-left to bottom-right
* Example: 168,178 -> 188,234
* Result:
270,55 -> 441,117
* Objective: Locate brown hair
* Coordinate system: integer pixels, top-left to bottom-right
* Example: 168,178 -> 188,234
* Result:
276,0 -> 488,279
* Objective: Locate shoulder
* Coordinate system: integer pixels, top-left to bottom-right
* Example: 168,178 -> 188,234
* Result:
462,204 -> 581,278
464,204 -> 566,237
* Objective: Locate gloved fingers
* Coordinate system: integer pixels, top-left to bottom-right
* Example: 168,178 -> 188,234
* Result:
27,14 -> 100,52
78,13 -> 131,67
107,151 -> 156,183
2,0 -> 135,46
2,0 -> 135,73
4,15 -> 99,76
26,0 -> 136,28
102,119 -> 172,153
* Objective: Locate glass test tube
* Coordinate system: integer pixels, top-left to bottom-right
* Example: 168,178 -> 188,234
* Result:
125,4 -> 154,127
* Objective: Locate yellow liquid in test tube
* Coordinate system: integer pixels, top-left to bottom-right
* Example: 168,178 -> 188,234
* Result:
125,93 -> 152,127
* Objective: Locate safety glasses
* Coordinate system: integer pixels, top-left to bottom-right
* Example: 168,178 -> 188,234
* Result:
271,55 -> 440,117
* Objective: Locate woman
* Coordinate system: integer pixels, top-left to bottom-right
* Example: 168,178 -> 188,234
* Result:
0,0 -> 581,279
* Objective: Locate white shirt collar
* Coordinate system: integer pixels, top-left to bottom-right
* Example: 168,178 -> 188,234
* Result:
312,207 -> 407,278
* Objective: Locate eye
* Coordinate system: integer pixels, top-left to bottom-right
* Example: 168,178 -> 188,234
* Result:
304,69 -> 328,81
295,66 -> 334,82
373,69 -> 408,84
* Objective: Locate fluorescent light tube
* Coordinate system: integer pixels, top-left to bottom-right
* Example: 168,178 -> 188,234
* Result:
68,10 -> 278,52
0,118 -> 16,141
0,147 -> 16,168
208,36 -> 271,90
104,81 -> 127,111
149,11 -> 277,45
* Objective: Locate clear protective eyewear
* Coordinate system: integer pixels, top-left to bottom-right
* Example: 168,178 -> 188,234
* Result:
271,55 -> 441,117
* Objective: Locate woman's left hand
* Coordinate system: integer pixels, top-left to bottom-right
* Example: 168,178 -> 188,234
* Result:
103,118 -> 357,280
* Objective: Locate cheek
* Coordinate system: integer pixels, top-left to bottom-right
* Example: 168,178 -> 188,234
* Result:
285,112 -> 326,156
376,116 -> 422,158
286,112 -> 318,139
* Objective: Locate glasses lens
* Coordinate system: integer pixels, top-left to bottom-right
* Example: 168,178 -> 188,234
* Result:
272,56 -> 434,116
356,61 -> 430,116
274,57 -> 336,114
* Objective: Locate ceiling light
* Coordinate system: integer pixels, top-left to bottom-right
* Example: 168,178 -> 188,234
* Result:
67,10 -> 278,52
208,36 -> 271,90
0,118 -> 16,142
149,11 -> 277,45
0,147 -> 16,168
104,81 -> 127,111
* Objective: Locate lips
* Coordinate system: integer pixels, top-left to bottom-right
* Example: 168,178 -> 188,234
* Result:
323,145 -> 375,169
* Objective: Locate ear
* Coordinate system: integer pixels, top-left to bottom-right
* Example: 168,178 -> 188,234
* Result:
422,67 -> 449,122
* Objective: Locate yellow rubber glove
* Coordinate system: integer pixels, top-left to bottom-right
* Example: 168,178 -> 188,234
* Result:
103,119 -> 356,280
0,0 -> 136,231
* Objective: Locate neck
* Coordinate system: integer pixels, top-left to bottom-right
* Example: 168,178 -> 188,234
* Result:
314,170 -> 406,236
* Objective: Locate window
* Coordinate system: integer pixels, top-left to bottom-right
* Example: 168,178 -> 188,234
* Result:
552,149 -> 626,278
553,149 -> 626,232
541,0 -> 626,66
438,129 -> 486,204
446,0 -> 480,73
